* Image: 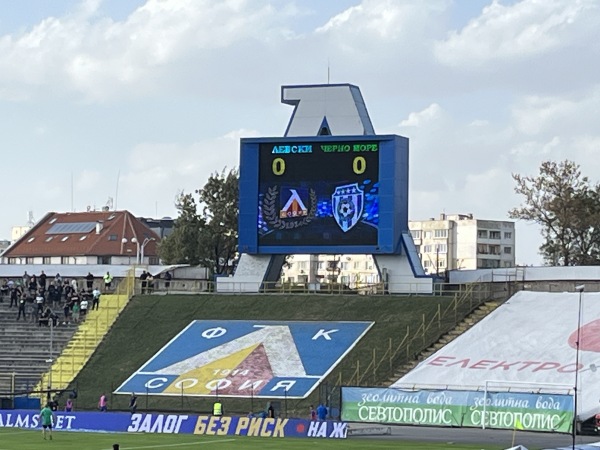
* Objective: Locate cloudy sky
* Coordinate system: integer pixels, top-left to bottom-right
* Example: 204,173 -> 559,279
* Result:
1,0 -> 599,265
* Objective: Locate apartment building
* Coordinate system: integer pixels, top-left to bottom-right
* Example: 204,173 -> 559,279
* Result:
282,213 -> 516,283
409,213 -> 515,275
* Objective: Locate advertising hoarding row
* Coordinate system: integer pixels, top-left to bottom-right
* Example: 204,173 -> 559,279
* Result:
0,410 -> 347,439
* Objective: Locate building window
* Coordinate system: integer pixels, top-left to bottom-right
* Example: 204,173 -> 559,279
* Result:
298,275 -> 308,283
45,236 -> 53,242
489,231 -> 501,239
26,257 -> 34,264
435,244 -> 447,253
108,234 -> 118,241
504,246 -> 512,254
61,236 -> 69,242
61,256 -> 70,264
423,260 -> 431,268
478,259 -> 500,268
477,230 -> 488,239
353,261 -> 360,269
438,259 -> 446,268
98,256 -> 111,265
43,257 -> 51,264
424,231 -> 432,239
339,262 -> 348,270
504,232 -> 512,239
149,257 -> 159,265
27,237 -> 35,243
434,229 -> 448,238
411,230 -> 421,239
477,244 -> 488,254
423,245 -> 432,253
79,235 -> 87,241
298,261 -> 307,270
8,257 -> 15,264
318,262 -> 324,270
489,245 -> 501,255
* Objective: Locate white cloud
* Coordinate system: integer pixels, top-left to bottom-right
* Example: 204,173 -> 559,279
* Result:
435,0 -> 600,68
399,103 -> 443,127
0,0 -> 296,102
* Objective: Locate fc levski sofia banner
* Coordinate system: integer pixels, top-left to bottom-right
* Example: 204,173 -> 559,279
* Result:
0,410 -> 347,439
341,387 -> 573,433
116,320 -> 373,398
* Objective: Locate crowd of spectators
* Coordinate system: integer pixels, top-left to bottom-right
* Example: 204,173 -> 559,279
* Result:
0,271 -> 102,327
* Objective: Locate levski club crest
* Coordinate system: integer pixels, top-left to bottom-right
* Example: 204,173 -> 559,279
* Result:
114,320 -> 373,399
332,183 -> 364,232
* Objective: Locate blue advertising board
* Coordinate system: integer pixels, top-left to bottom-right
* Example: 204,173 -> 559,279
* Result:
116,320 -> 373,399
0,410 -> 347,439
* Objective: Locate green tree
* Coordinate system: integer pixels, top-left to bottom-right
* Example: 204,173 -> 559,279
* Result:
509,160 -> 600,265
159,168 -> 239,275
196,168 -> 239,275
159,192 -> 204,265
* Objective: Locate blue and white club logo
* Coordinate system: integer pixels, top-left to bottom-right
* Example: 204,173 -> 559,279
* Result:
332,183 -> 364,232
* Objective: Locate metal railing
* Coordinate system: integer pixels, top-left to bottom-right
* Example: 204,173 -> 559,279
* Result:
337,281 -> 493,388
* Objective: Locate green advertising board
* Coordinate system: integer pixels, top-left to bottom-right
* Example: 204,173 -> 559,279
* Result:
341,387 -> 573,433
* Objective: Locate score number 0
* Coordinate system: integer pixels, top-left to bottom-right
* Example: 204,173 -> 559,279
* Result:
272,156 -> 367,176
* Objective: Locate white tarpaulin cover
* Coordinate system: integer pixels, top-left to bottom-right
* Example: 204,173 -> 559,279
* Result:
393,291 -> 600,419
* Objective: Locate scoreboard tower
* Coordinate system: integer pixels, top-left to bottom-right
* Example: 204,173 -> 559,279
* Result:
219,84 -> 432,294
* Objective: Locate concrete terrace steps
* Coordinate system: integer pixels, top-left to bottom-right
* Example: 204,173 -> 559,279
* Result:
0,298 -> 79,394
386,300 -> 502,384
34,293 -> 131,393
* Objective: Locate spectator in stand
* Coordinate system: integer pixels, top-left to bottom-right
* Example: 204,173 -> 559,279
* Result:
47,284 -> 57,308
35,290 -> 45,315
85,272 -> 94,290
92,287 -> 101,310
10,283 -> 21,308
16,296 -> 26,321
103,272 -> 113,291
80,295 -> 89,318
22,271 -> 30,289
63,299 -> 71,325
70,289 -> 79,305
0,279 -> 8,302
71,300 -> 80,323
39,306 -> 51,327
140,270 -> 148,294
164,271 -> 172,292
71,278 -> 78,292
30,295 -> 39,324
29,276 -> 38,296
54,273 -> 62,287
65,398 -> 73,412
147,273 -> 154,294
39,271 -> 47,290
63,280 -> 73,302
55,283 -> 63,306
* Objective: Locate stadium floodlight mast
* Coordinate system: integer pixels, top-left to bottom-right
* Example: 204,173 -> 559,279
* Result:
573,284 -> 585,449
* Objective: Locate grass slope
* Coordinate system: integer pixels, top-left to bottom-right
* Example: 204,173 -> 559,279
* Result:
68,294 -> 472,415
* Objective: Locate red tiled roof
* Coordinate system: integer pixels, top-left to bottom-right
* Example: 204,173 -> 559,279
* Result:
4,210 -> 160,258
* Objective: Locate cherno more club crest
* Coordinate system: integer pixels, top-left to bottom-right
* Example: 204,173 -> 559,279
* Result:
332,183 -> 364,232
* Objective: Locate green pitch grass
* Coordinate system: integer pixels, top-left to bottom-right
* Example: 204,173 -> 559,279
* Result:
0,428 -> 507,450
